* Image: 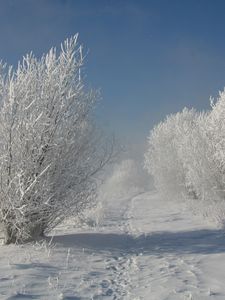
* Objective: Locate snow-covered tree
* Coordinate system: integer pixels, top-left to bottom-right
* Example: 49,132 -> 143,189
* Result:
207,90 -> 225,189
144,108 -> 198,200
186,91 -> 225,223
145,90 -> 225,225
0,35 -> 113,243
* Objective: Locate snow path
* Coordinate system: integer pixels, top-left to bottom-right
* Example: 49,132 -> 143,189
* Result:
1,192 -> 225,299
127,192 -> 225,299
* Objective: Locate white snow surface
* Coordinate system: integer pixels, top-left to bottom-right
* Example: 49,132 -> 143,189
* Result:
1,191 -> 225,299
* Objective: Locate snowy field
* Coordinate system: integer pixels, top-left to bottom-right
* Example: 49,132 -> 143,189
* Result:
1,191 -> 225,299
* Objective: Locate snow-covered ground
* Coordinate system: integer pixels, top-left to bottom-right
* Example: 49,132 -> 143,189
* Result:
1,191 -> 225,299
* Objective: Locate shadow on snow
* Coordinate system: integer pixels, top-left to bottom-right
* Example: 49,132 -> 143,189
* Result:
50,229 -> 225,255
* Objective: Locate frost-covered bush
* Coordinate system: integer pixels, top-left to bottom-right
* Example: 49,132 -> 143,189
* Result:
177,93 -> 225,223
0,35 -> 112,243
144,108 -> 198,200
181,113 -> 218,199
145,90 -> 225,226
189,91 -> 225,223
207,91 -> 225,197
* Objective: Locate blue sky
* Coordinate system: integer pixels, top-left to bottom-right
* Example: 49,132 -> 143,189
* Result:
1,0 -> 225,149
